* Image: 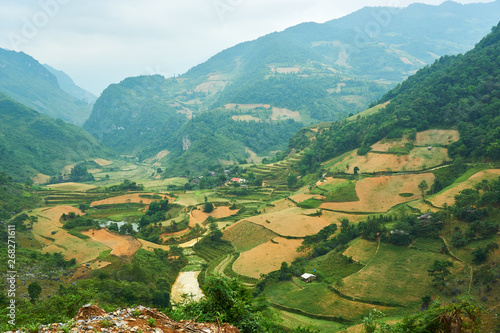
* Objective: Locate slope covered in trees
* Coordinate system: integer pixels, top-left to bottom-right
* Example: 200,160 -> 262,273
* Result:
291,21 -> 500,174
0,92 -> 112,181
83,1 -> 500,172
0,48 -> 93,125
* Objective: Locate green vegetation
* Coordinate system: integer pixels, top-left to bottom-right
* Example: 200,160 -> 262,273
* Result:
0,92 -> 112,181
0,48 -> 93,124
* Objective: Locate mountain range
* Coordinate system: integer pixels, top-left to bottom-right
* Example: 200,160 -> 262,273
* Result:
0,48 -> 94,125
83,1 -> 500,173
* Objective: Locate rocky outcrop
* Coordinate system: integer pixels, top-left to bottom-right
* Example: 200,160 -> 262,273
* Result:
8,304 -> 240,333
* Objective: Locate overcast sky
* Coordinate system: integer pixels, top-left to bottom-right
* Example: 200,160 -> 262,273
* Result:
0,0 -> 492,96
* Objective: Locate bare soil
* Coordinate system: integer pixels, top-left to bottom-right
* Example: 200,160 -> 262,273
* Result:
81,229 -> 141,257
171,271 -> 204,303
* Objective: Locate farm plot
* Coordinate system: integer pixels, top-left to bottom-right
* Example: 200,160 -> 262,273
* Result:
429,169 -> 500,208
81,229 -> 141,257
138,239 -> 170,252
340,242 -> 463,305
232,237 -> 304,279
328,148 -> 450,173
343,238 -> 379,265
320,173 -> 435,213
223,221 -> 278,252
415,129 -> 459,146
189,206 -> 239,225
245,207 -> 331,237
265,282 -> 392,320
91,193 -> 160,206
47,182 -> 98,192
38,206 -> 84,228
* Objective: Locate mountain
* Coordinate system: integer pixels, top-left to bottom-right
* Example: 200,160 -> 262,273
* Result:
43,64 -> 97,104
290,21 -> 500,174
84,1 -> 500,172
0,92 -> 112,181
0,48 -> 93,125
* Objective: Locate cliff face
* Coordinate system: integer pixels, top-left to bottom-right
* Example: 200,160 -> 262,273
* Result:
8,304 -> 240,333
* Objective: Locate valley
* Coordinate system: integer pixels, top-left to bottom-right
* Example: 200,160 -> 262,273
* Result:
4,126 -> 499,331
1,2 -> 500,332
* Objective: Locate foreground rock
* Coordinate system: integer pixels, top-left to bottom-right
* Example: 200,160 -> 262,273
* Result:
10,304 -> 240,333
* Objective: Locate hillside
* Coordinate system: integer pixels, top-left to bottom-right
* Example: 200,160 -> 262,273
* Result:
290,21 -> 500,174
43,64 -> 97,104
0,92 -> 112,181
0,48 -> 93,125
83,1 -> 500,170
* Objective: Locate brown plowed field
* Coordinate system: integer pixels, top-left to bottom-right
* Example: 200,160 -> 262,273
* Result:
81,229 -> 141,257
320,173 -> 435,213
232,237 -> 304,279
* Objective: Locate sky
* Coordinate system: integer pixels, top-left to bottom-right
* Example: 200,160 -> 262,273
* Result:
0,0 -> 493,96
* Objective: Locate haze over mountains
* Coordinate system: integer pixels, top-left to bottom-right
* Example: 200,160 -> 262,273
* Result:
0,48 -> 94,125
82,1 -> 500,173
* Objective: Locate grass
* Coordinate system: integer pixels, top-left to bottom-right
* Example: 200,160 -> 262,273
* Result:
276,309 -> 348,333
324,182 -> 359,203
305,250 -> 364,284
297,198 -> 323,209
341,242 -> 462,306
265,281 -> 391,321
66,229 -> 91,240
222,221 -> 278,252
398,193 -> 415,197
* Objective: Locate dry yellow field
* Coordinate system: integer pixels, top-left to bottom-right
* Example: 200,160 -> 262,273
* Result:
429,169 -> 500,208
47,182 -> 98,192
329,148 -> 450,173
320,173 -> 435,213
245,207 -> 331,237
94,158 -> 113,166
232,237 -> 304,279
91,193 -> 157,206
31,207 -> 109,263
415,129 -> 460,146
138,239 -> 170,252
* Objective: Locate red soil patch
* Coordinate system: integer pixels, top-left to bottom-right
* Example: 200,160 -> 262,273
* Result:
233,237 -> 305,279
320,173 -> 435,213
81,229 -> 141,257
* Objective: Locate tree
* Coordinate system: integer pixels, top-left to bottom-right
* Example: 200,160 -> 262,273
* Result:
427,260 -> 453,287
418,179 -> 429,199
28,282 -> 42,303
203,202 -> 214,213
353,166 -> 360,175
